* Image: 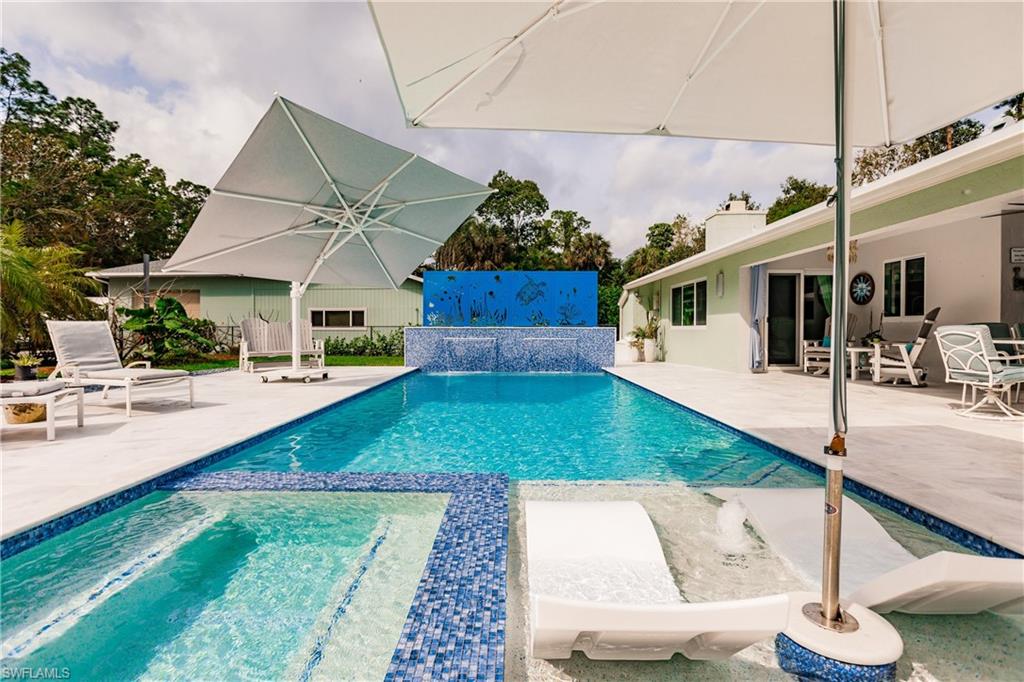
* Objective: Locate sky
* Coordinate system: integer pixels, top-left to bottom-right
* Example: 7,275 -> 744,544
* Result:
1,2 -> 1003,257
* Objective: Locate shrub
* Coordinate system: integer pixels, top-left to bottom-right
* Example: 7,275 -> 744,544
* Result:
323,329 -> 404,357
118,297 -> 215,363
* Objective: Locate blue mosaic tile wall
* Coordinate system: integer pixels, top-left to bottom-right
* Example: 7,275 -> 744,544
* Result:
423,270 -> 597,327
405,326 -> 615,372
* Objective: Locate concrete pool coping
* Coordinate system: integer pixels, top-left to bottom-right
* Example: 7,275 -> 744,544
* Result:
1,366 -> 416,544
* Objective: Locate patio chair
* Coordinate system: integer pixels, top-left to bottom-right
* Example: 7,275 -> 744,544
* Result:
801,313 -> 857,376
525,500 -> 793,660
238,318 -> 324,373
46,320 -> 192,418
870,307 -> 940,386
935,325 -> 1024,420
1,380 -> 84,441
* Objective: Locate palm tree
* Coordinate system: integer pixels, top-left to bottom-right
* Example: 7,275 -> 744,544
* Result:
434,217 -> 512,270
1,221 -> 98,351
565,232 -> 612,271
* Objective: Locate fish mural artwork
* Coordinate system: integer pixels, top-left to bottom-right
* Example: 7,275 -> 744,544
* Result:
423,271 -> 597,327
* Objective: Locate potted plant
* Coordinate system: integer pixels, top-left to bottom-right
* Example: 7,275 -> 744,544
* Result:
641,313 -> 660,363
12,351 -> 42,381
628,328 -> 646,362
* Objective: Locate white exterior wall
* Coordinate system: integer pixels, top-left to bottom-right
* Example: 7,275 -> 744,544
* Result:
705,211 -> 769,251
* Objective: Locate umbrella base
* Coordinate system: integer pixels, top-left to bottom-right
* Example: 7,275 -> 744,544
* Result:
259,368 -> 330,384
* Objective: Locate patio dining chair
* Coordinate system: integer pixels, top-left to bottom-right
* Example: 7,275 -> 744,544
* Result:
47,320 -> 193,418
870,307 -> 941,387
935,325 -> 1024,420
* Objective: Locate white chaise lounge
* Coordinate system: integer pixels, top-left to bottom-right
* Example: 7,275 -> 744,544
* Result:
525,500 -> 792,661
47,320 -> 193,418
0,380 -> 84,441
711,488 -> 1023,615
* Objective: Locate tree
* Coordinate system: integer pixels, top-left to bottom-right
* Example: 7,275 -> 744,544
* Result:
548,209 -> 591,253
477,170 -> 549,251
433,217 -> 512,270
645,222 -> 675,251
666,213 -> 705,262
0,221 -> 99,352
718,191 -> 760,210
852,119 -> 984,186
622,245 -> 670,281
565,232 -> 612,271
0,50 -> 210,267
766,176 -> 832,223
597,284 -> 621,328
995,92 -> 1023,121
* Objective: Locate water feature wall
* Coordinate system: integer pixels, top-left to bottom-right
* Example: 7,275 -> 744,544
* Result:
405,327 -> 615,373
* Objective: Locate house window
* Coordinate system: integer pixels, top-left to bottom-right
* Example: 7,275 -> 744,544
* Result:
671,279 -> 707,327
883,256 -> 925,317
310,308 -> 366,329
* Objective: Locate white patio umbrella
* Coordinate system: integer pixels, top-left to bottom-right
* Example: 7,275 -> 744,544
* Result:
165,96 -> 491,375
370,0 -> 1023,628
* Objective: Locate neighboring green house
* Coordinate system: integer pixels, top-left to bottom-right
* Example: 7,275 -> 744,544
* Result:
621,122 -> 1024,374
88,260 -> 423,340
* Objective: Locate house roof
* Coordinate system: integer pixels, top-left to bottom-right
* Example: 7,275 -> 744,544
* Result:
625,120 -> 1024,290
88,259 -> 423,285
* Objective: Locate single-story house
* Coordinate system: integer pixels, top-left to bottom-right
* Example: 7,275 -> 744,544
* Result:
88,260 -> 423,340
621,121 -> 1024,375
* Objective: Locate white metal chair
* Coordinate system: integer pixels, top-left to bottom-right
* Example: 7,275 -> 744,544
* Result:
238,318 -> 324,373
46,320 -> 192,418
871,307 -> 940,386
935,325 -> 1024,420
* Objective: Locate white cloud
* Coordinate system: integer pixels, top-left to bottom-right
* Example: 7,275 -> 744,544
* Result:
4,1 -> 837,257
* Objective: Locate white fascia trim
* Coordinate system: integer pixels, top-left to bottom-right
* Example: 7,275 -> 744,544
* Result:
625,122 -> 1024,290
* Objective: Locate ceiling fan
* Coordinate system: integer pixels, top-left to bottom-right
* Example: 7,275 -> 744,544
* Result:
981,202 -> 1024,218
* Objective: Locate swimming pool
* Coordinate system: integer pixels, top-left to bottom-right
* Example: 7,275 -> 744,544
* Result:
211,372 -> 818,487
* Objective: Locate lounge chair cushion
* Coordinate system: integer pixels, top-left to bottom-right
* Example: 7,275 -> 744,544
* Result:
47,321 -> 124,372
0,380 -> 67,398
526,500 -> 681,604
82,368 -> 189,381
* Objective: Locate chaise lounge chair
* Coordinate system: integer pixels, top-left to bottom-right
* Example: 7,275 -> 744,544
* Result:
935,324 -> 1024,420
711,487 -> 1023,615
525,500 -> 794,661
870,306 -> 941,386
47,320 -> 193,418
1,380 -> 84,441
238,318 -> 325,373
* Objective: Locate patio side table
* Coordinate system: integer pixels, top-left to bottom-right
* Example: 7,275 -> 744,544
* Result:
846,346 -> 873,382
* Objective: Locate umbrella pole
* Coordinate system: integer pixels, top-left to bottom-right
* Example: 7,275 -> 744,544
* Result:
290,281 -> 302,371
810,0 -> 855,631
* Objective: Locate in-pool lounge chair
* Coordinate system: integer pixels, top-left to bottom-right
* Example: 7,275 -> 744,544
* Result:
238,318 -> 324,373
525,500 -> 794,660
711,488 -> 1023,615
870,306 -> 941,386
935,324 -> 1024,419
47,320 -> 193,418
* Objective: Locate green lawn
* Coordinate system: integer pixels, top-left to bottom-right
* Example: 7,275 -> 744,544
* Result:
0,355 -> 404,377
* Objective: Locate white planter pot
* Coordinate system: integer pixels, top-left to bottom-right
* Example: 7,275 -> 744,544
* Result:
629,344 -> 641,362
643,339 -> 657,363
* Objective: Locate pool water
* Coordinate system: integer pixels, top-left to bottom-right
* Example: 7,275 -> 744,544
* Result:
212,372 -> 817,487
1,491 -> 448,681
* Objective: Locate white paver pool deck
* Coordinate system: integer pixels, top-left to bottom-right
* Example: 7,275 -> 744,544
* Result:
1,366 -> 414,539
608,363 -> 1023,554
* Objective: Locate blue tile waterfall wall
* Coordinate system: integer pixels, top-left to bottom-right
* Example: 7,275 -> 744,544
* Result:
405,327 -> 616,372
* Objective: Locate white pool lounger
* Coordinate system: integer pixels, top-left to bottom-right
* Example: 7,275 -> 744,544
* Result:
525,501 -> 792,661
710,488 -> 1024,615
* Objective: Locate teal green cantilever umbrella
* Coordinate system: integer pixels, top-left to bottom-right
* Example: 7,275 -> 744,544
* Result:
369,0 -> 1023,627
166,95 -> 491,374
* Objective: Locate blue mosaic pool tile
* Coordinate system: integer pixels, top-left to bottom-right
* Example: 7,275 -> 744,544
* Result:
609,371 -> 1022,559
776,633 -> 896,681
162,471 -> 508,682
405,327 -> 615,372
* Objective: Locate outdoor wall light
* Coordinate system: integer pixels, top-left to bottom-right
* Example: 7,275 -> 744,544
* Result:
715,270 -> 725,298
